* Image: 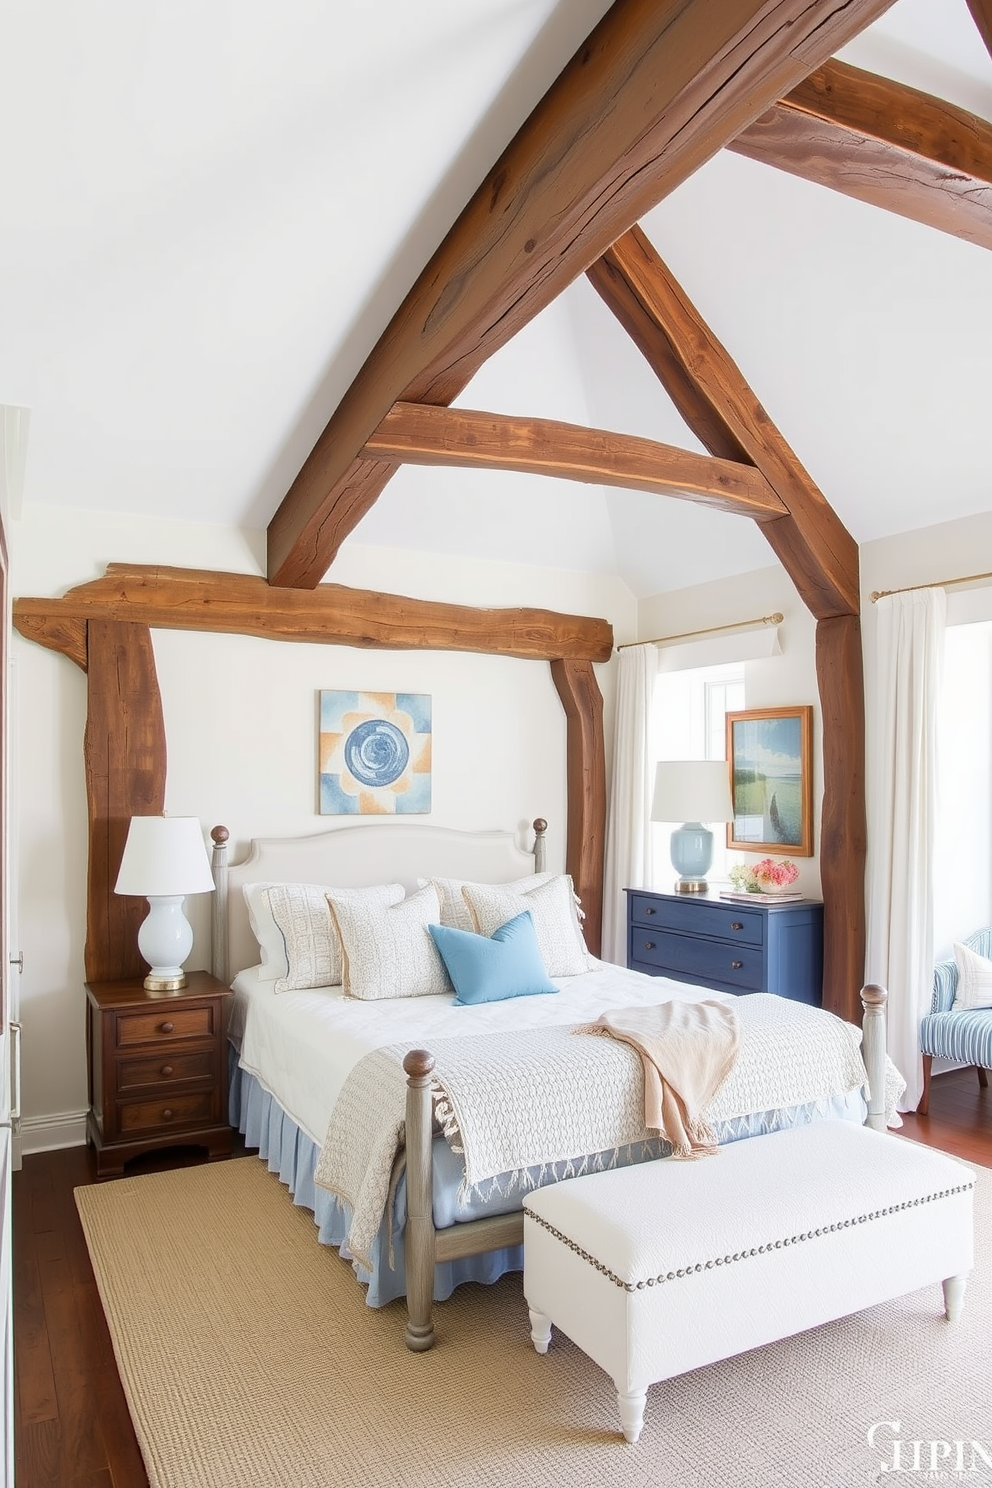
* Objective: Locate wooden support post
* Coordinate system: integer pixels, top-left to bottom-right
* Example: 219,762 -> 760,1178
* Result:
550,659 -> 606,958
83,622 -> 167,983
816,615 -> 867,1021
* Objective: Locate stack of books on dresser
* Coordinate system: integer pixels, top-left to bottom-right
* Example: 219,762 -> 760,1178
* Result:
718,889 -> 804,904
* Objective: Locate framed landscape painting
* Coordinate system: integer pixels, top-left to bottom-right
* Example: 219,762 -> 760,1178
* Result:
725,706 -> 813,856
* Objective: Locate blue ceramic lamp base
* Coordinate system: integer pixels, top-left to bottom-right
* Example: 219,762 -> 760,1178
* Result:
670,822 -> 714,894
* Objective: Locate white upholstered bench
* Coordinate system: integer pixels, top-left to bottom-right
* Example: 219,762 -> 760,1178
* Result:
523,1122 -> 975,1444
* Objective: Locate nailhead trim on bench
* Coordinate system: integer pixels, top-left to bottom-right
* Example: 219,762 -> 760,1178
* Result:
524,1181 -> 975,1292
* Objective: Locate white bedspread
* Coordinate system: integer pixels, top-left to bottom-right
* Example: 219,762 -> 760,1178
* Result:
231,961 -> 903,1274
313,992 -> 877,1269
232,959 -> 739,1146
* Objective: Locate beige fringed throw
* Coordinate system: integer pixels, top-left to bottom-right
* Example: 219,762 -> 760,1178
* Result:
577,999 -> 741,1157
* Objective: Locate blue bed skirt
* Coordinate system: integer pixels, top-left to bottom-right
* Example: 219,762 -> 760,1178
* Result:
229,1053 -> 524,1306
229,1047 -> 866,1308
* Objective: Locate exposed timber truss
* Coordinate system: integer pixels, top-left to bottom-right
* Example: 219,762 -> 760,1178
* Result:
19,0 -> 992,1017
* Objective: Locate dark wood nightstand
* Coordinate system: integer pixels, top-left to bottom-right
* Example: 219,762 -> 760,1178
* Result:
84,969 -> 234,1179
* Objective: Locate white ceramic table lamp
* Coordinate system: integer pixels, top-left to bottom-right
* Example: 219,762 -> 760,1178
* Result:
651,761 -> 734,894
114,815 -> 215,992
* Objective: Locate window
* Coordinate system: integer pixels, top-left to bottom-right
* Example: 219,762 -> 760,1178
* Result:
652,662 -> 744,887
933,620 -> 992,960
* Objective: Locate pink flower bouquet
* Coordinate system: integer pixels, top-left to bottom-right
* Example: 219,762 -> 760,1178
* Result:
728,858 -> 799,894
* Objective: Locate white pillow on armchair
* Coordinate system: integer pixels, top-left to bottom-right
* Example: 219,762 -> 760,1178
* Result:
952,941 -> 992,1010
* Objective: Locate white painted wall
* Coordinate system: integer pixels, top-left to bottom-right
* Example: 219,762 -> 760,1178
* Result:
11,505 -> 634,1149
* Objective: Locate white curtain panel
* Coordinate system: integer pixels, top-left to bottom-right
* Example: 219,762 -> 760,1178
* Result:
865,587 -> 945,1111
602,643 -> 658,965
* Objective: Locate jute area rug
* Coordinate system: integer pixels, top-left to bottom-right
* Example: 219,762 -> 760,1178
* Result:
76,1156 -> 992,1488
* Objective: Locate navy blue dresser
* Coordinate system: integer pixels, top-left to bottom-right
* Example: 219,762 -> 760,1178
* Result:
625,888 -> 823,1006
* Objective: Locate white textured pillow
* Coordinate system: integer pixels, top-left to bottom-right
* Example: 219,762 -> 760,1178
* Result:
952,941 -> 992,1010
424,871 -> 554,934
327,884 -> 450,1001
461,875 -> 590,978
264,882 -> 404,992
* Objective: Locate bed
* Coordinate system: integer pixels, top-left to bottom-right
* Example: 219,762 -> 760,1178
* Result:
210,819 -> 895,1351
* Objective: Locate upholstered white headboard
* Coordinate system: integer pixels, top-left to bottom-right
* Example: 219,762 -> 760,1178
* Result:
210,819 -> 548,982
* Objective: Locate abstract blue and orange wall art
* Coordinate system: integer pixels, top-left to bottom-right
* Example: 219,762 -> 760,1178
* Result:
319,690 -> 432,814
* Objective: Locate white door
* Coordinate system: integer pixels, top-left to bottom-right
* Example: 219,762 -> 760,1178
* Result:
0,503 -> 14,1485
0,407 -> 26,1483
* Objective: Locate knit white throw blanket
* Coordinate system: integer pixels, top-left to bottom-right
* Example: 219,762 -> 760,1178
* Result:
313,993 -> 878,1272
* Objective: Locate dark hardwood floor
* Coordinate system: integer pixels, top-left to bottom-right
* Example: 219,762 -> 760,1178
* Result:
13,1135 -> 249,1488
11,1070 -> 992,1488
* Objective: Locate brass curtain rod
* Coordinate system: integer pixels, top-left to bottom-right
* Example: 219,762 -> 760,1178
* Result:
616,612 -> 783,651
870,569 -> 992,603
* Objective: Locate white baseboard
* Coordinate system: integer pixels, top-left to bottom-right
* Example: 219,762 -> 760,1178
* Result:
18,1110 -> 88,1155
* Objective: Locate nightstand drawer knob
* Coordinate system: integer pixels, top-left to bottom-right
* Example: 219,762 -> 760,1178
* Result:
644,907 -> 655,915
644,941 -> 655,951
162,1108 -> 175,1121
159,1021 -> 174,1034
731,960 -> 743,970
160,1064 -> 174,1077
731,922 -> 744,931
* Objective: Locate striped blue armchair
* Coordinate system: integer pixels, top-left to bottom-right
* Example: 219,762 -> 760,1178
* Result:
918,925 -> 992,1115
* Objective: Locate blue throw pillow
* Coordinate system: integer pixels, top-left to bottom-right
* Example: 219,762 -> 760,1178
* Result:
429,911 -> 558,1006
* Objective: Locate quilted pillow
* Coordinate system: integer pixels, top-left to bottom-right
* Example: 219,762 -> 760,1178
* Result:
263,881 -> 404,992
429,911 -> 558,1006
326,884 -> 450,1001
952,941 -> 992,1010
425,871 -> 554,933
461,875 -> 590,978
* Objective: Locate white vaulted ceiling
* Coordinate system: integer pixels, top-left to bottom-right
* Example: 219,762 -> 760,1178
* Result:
2,0 -> 991,597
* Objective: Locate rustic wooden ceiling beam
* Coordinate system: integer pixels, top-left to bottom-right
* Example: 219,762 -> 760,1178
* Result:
266,0 -> 896,589
13,564 -> 613,664
587,228 -> 860,619
966,0 -> 992,62
364,402 -> 787,521
729,59 -> 992,250
14,613 -> 88,670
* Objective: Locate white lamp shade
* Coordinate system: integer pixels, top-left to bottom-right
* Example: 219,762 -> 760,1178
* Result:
114,816 -> 215,897
651,761 -> 733,825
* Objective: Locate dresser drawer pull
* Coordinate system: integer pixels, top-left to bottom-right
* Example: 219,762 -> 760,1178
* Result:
160,1064 -> 174,1077
644,907 -> 656,916
643,941 -> 655,951
159,1021 -> 174,1034
731,960 -> 743,970
162,1108 -> 175,1121
731,922 -> 744,931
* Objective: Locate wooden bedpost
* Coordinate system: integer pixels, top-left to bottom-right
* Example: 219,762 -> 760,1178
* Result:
211,825 -> 230,985
533,818 -> 548,872
860,983 -> 888,1131
403,1049 -> 436,1352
